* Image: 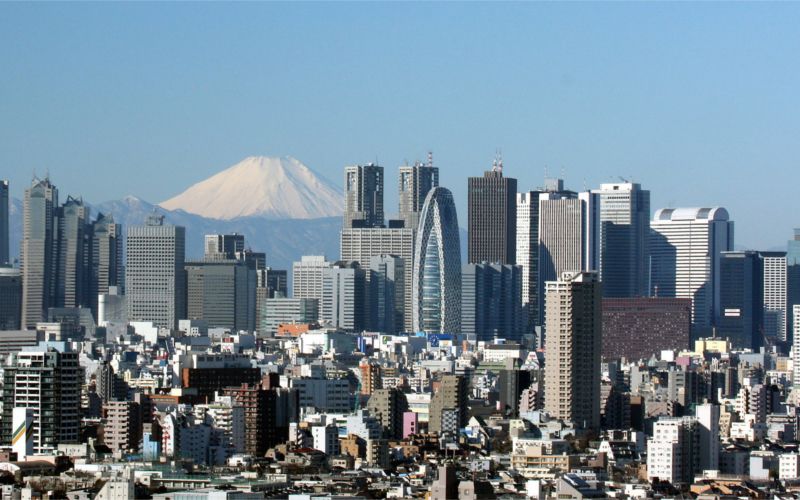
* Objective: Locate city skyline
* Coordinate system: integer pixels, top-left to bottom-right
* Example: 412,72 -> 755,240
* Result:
2,3 -> 800,251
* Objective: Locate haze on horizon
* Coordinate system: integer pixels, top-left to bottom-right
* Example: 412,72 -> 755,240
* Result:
1,2 -> 799,250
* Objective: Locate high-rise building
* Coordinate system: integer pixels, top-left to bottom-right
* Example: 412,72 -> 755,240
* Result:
126,214 -> 186,329
0,267 -> 21,330
593,182 -> 650,298
344,164 -> 384,229
718,251 -> 763,350
428,375 -> 468,436
321,261 -> 366,332
260,297 -> 319,336
461,262 -> 523,342
55,196 -> 89,309
788,230 -> 800,343
650,207 -> 734,335
89,213 -> 122,321
544,271 -> 601,430
369,254 -> 405,335
647,417 -> 702,485
0,180 -> 8,265
601,298 -> 692,361
696,403 -> 720,472
516,190 -> 543,333
762,251 -> 787,342
398,157 -> 438,231
185,258 -> 255,331
102,401 -> 141,453
204,233 -> 245,259
537,187 -> 599,327
21,177 -> 58,329
292,256 -> 332,302
793,305 -> 800,388
467,162 -> 517,264
1,344 -> 82,454
341,228 -> 414,331
412,187 -> 462,334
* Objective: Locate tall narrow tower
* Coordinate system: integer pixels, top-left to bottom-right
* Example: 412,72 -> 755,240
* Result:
344,164 -> 384,229
21,177 -> 58,329
544,271 -> 602,430
0,180 -> 9,266
467,157 -> 517,264
398,155 -> 439,231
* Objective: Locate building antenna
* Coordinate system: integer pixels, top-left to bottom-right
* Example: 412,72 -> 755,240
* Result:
497,149 -> 503,173
427,151 -> 433,169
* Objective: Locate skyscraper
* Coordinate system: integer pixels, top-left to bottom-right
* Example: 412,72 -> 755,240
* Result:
789,230 -> 800,342
516,190 -> 543,333
650,207 -> 734,334
293,256 -> 332,301
398,156 -> 438,231
340,228 -> 415,331
761,252 -> 787,342
0,180 -> 8,265
593,182 -> 650,298
320,261 -> 366,332
89,213 -> 122,320
186,258 -> 255,331
461,262 -> 523,342
204,233 -> 245,259
21,177 -> 58,329
467,161 -> 517,265
537,186 -> 599,327
369,254 -> 405,335
718,251 -> 764,350
544,271 -> 602,430
55,196 -> 89,309
412,187 -> 462,334
126,214 -> 186,329
0,267 -> 21,330
344,164 -> 384,229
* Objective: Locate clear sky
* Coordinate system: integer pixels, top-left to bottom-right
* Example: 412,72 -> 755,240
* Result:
2,2 -> 799,249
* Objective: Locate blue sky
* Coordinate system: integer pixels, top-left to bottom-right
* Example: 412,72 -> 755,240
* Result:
1,2 -> 799,249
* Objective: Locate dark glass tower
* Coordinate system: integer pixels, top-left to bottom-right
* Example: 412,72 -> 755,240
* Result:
467,162 -> 517,265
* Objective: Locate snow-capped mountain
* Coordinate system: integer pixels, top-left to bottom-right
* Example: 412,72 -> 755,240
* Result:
159,156 -> 343,220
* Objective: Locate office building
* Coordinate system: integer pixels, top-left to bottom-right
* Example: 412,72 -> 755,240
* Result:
467,162 -> 517,264
341,227 -> 415,331
398,157 -> 438,231
429,375 -> 468,435
320,261 -> 366,332
204,233 -> 245,259
1,344 -> 82,454
0,267 -> 21,330
369,254 -> 405,335
602,297 -> 691,361
0,180 -> 8,265
89,213 -> 122,321
412,187 -> 462,334
544,271 -> 601,430
21,177 -> 58,329
55,196 -> 89,309
344,164 -> 384,229
516,190 -> 543,333
788,230 -> 800,342
593,182 -> 650,298
126,214 -> 186,329
293,256 -> 332,301
793,305 -> 800,388
261,297 -> 319,336
696,403 -> 721,472
718,251 -> 764,350
186,258 -> 255,331
461,262 -> 523,342
537,186 -> 599,327
650,207 -> 734,334
761,252 -> 787,342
